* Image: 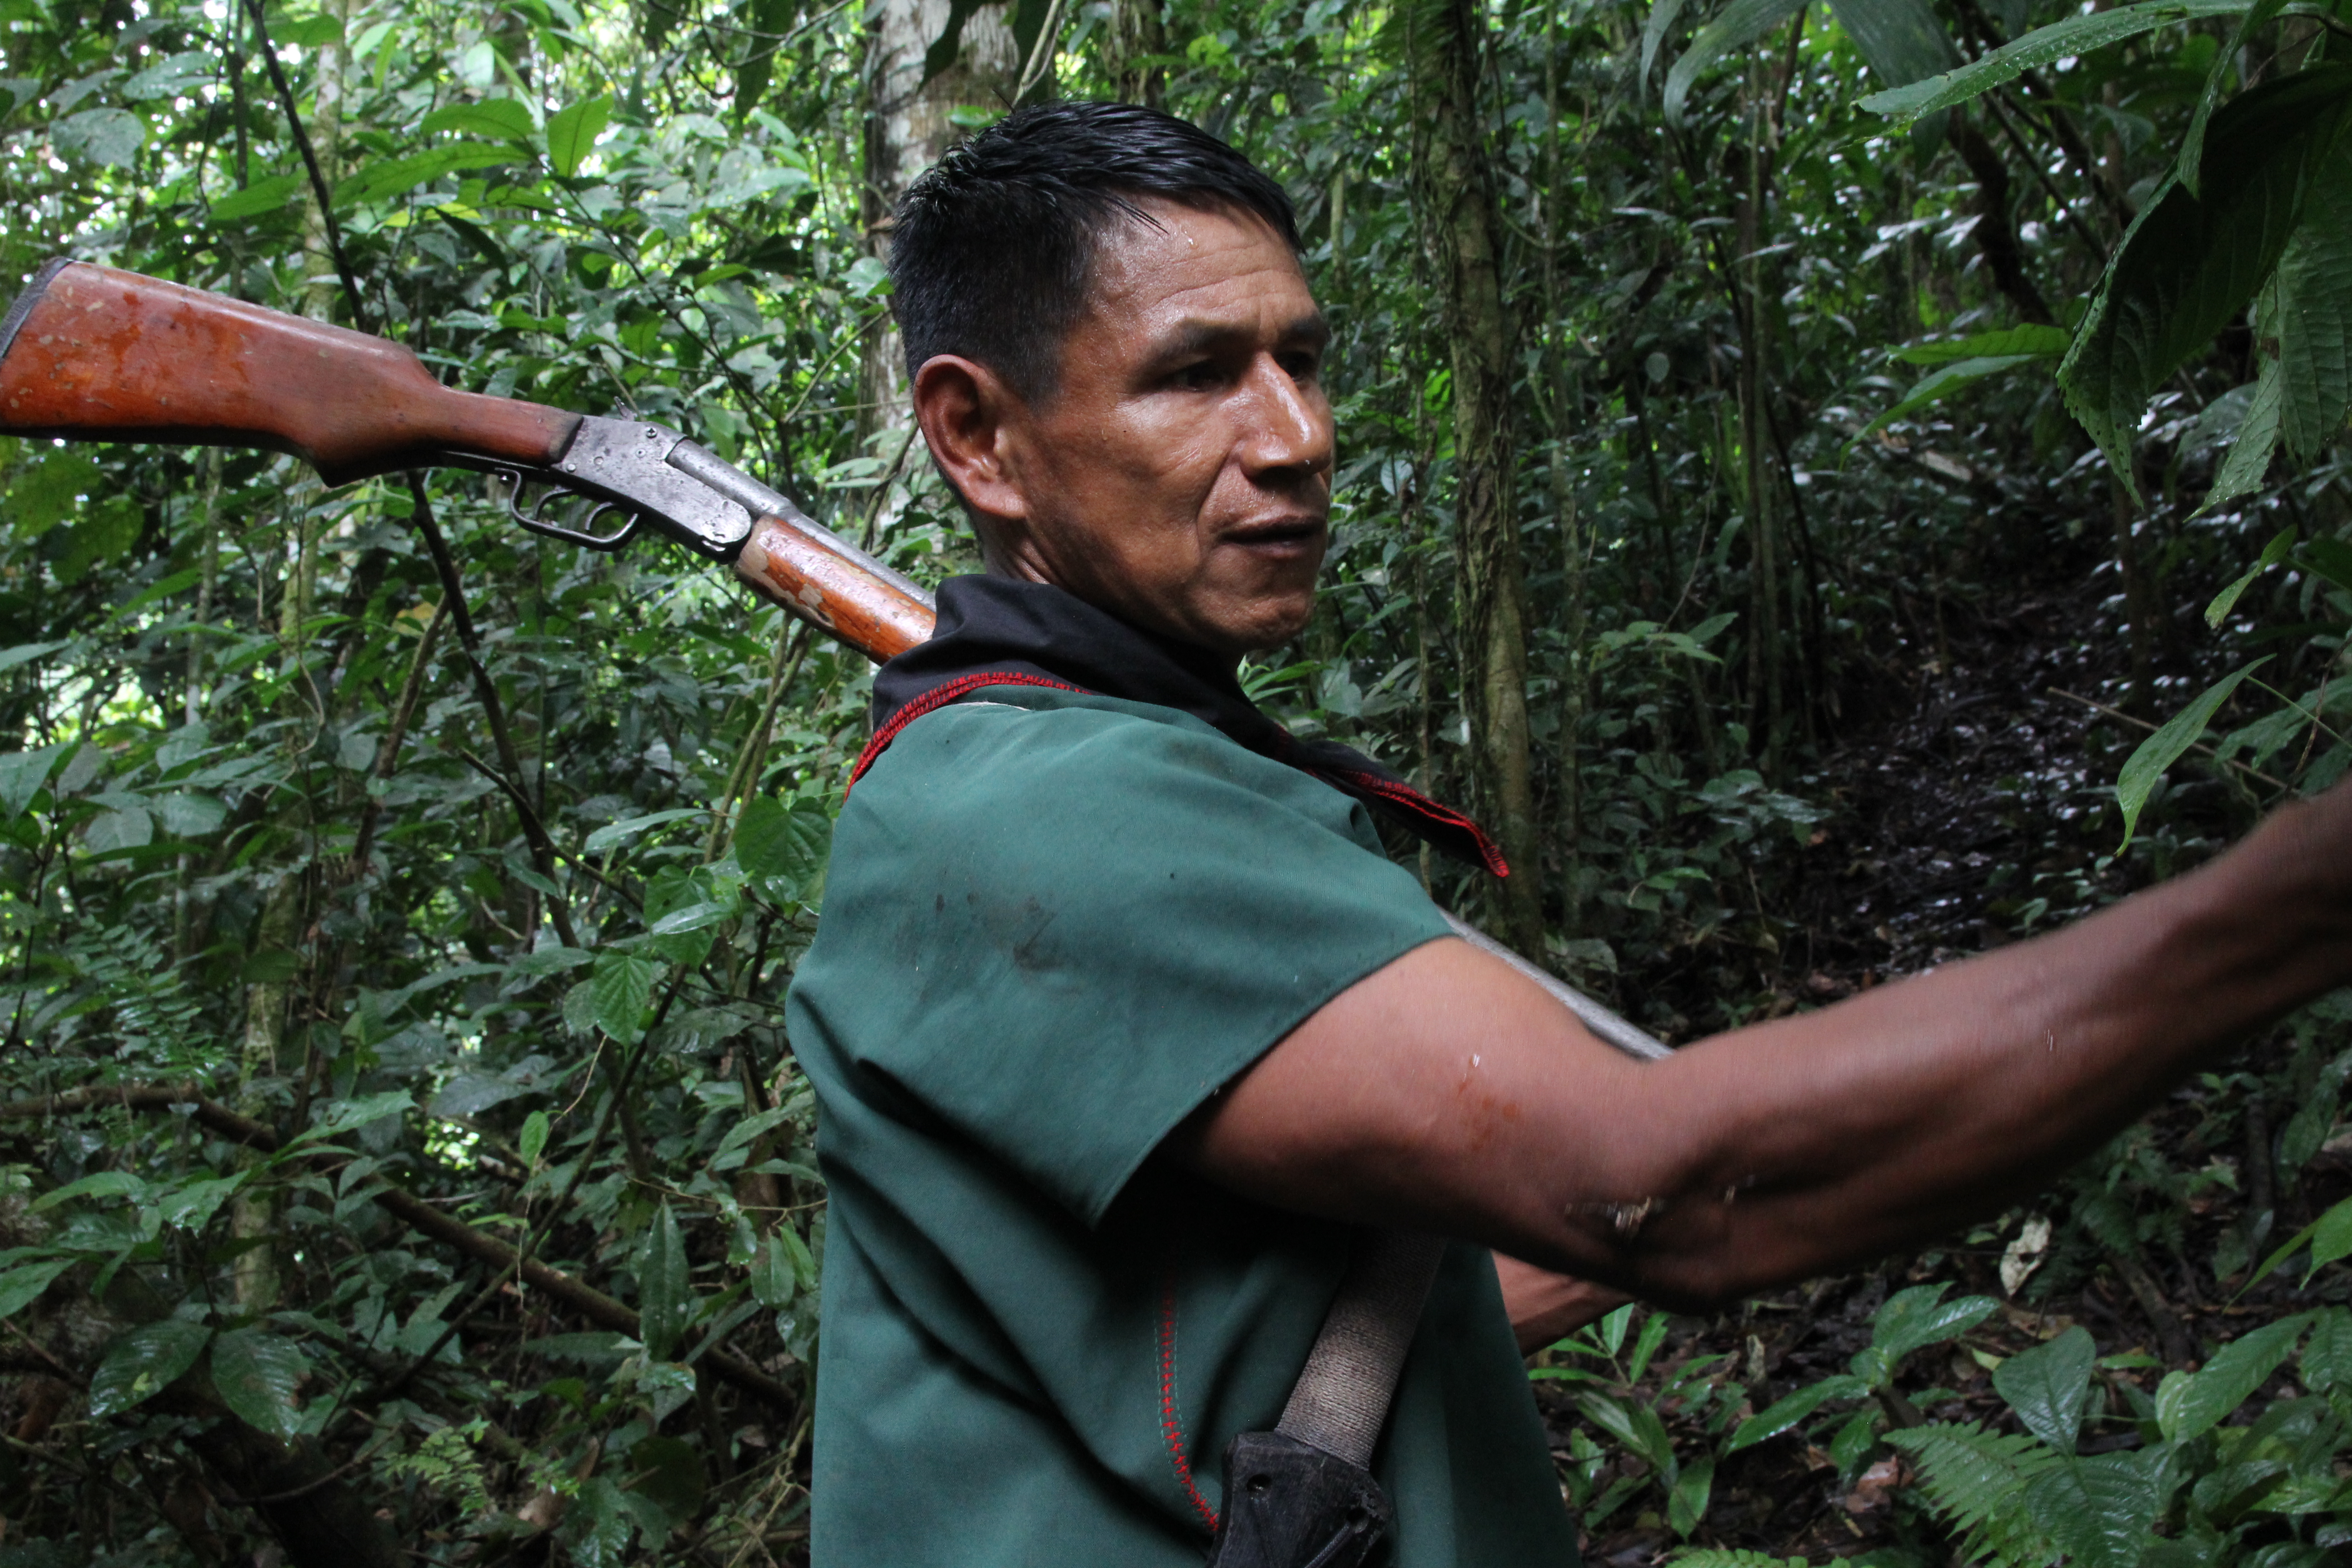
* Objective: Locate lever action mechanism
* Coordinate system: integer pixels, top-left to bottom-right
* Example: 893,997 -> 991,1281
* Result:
491,416 -> 758,560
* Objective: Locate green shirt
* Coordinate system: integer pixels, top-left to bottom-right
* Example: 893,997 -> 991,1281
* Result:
786,685 -> 1580,1567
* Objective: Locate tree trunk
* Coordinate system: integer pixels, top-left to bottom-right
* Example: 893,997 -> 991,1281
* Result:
1104,0 -> 1167,108
859,0 -> 1019,449
1411,0 -> 1540,954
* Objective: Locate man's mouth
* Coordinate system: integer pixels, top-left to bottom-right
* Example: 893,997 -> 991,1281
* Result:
1224,516 -> 1326,554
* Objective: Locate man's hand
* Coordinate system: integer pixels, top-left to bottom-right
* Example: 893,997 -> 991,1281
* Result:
1174,779 -> 2352,1308
1493,1253 -> 1631,1354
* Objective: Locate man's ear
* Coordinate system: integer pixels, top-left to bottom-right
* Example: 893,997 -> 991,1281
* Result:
911,354 -> 1030,534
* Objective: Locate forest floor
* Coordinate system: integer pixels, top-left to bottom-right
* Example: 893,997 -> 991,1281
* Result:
1536,559 -> 2352,1565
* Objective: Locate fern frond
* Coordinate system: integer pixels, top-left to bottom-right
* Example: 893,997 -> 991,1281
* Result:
1885,1422 -> 2063,1568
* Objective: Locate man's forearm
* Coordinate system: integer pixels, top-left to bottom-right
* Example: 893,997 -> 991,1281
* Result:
1180,782 -> 2352,1308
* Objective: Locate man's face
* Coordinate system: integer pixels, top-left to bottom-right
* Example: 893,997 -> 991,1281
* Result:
979,200 -> 1335,657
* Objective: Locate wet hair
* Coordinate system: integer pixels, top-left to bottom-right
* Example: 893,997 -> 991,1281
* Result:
888,100 -> 1300,405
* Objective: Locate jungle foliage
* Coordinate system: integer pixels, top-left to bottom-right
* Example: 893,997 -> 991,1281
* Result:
0,0 -> 2346,1561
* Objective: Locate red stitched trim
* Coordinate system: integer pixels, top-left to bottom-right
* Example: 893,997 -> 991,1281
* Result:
1321,766 -> 1512,878
847,672 -> 1091,791
1157,1277 -> 1219,1534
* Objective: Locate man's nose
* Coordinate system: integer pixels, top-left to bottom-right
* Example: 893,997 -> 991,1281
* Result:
1238,355 -> 1333,482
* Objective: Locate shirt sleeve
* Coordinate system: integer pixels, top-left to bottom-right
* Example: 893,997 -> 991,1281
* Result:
798,695 -> 1454,1227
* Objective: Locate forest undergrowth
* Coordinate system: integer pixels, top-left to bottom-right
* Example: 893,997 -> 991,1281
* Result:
1541,537 -> 2352,1567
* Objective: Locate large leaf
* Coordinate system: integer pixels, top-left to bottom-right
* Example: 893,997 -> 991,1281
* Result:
208,172 -> 305,222
637,1203 -> 691,1362
1847,353 -> 2046,451
0,744 -> 66,820
1664,0 -> 1810,127
420,98 -> 535,142
0,1258 -> 71,1319
1858,0 -> 2254,122
88,1320 -> 211,1418
2271,140 -> 2352,459
209,1327 -> 309,1441
590,951 -> 658,1043
2021,1450 -> 2165,1568
2198,352 -> 2284,518
1893,324 -> 2070,366
2173,0 -> 2290,195
1826,0 -> 1959,150
2060,66 -> 2352,476
1641,0 -> 1695,95
2156,1313 -> 2313,1445
734,796 -> 832,895
1886,1423 -> 2063,1565
1992,1326 -> 2096,1454
546,95 -> 612,178
2113,658 -> 2269,852
2207,525 -> 2299,626
1573,1390 -> 1680,1475
1726,1374 -> 1867,1451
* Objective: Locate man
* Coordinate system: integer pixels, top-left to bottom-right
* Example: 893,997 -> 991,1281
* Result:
784,102 -> 2352,1566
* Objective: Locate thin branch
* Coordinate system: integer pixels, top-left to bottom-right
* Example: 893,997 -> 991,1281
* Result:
2048,688 -> 2288,789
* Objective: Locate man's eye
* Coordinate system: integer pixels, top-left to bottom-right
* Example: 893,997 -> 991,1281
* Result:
1279,352 -> 1322,382
1174,360 -> 1224,389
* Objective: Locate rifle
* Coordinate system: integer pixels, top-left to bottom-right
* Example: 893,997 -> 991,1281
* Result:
0,258 -> 1664,1566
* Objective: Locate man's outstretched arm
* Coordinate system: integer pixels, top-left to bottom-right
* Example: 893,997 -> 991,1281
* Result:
1176,782 -> 2352,1310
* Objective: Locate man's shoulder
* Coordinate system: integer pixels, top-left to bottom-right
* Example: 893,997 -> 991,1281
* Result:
853,683 -> 1302,814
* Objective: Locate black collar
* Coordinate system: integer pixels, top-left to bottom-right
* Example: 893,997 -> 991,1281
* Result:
856,575 -> 1507,876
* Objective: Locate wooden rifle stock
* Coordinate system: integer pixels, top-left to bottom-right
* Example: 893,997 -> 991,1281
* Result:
0,259 -> 1662,1058
0,259 -> 577,484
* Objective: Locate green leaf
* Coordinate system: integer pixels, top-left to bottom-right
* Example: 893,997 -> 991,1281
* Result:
1857,0 -> 2255,122
732,0 -> 799,116
1667,1453 -> 1714,1537
2207,525 -> 2298,626
208,1327 -> 309,1441
0,1258 -> 71,1319
52,108 -> 145,169
734,797 -> 831,892
88,1320 -> 211,1418
420,98 -> 535,142
590,951 -> 657,1043
2303,536 -> 2352,598
750,1232 -> 797,1308
1992,1326 -> 2095,1454
338,143 -> 518,205
637,1203 -> 691,1362
9,450 -> 99,538
152,792 -> 226,837
1573,1390 -> 1680,1475
2305,1192 -> 2352,1276
2199,352 -> 2285,519
209,172 -> 306,222
1641,0 -> 1694,95
272,12 -> 346,47
1826,0 -> 1961,151
2113,658 -> 2270,853
2297,1305 -> 2352,1393
1727,1375 -> 1867,1452
1892,324 -> 2071,366
2059,66 -> 2352,481
157,1175 -> 245,1232
2156,1311 -> 2312,1444
293,1089 -> 413,1146
2173,0 -> 2290,196
1886,1422 -> 2063,1566
2271,139 -> 2352,460
2021,1450 -> 2164,1568
1847,354 -> 2045,452
519,1109 -> 551,1166
1873,1282 -> 1998,1361
29,1171 -> 146,1211
0,744 -> 66,819
1627,1309 -> 1671,1384
1664,0 -> 1810,127
546,95 -> 612,177
584,808 -> 704,853
649,900 -> 732,936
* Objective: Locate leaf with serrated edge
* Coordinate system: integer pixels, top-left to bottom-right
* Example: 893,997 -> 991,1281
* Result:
2272,141 -> 2352,459
1874,1282 -> 1998,1360
1858,0 -> 2254,121
2022,1450 -> 2164,1568
637,1203 -> 691,1362
2061,67 -> 2352,486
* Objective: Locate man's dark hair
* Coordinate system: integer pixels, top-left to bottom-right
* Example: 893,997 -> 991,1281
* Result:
889,101 -> 1300,404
